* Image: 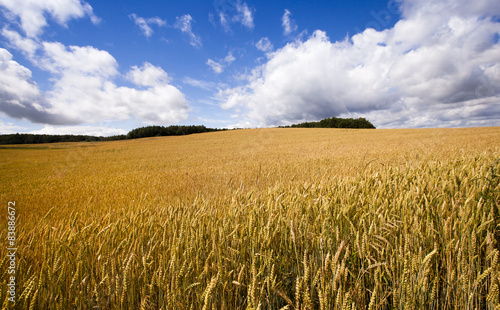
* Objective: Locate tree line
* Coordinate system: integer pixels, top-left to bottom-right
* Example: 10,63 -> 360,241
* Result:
281,117 -> 376,129
0,125 -> 224,145
0,118 -> 375,144
126,125 -> 223,139
0,133 -> 127,145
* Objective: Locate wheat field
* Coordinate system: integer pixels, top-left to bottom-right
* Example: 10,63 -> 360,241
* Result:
0,127 -> 499,309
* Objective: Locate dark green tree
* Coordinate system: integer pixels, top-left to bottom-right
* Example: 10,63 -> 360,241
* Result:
285,117 -> 375,129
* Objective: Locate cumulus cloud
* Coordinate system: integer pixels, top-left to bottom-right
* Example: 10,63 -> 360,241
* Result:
40,43 -> 189,124
0,0 -> 190,128
0,0 -> 99,38
40,42 -> 118,77
282,9 -> 298,35
0,48 -> 72,124
36,42 -> 125,122
0,42 -> 189,125
256,37 -> 273,52
1,27 -> 38,59
398,0 -> 500,19
127,62 -> 172,87
129,14 -> 166,37
207,51 -> 236,74
218,0 -> 500,128
117,86 -> 188,124
120,63 -> 189,124
174,14 -> 202,47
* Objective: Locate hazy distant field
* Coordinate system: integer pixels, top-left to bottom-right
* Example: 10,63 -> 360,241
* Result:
1,127 -> 499,309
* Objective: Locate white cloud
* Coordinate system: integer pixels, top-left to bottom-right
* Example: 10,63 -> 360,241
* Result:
0,48 -> 67,124
0,0 -> 190,128
206,51 -> 236,74
219,12 -> 230,32
223,52 -> 236,64
1,27 -> 39,59
233,2 -> 254,29
127,62 -> 171,87
174,14 -> 202,47
212,0 -> 254,32
129,14 -> 166,38
31,125 -> 127,136
0,119 -> 26,134
39,44 -> 189,124
282,9 -> 298,35
0,0 -> 99,38
114,83 -> 189,125
0,41 -> 190,126
183,77 -> 216,91
256,37 -> 273,52
120,63 -> 189,124
40,42 -> 118,77
38,42 -> 125,123
218,1 -> 500,128
206,59 -> 224,74
399,0 -> 500,19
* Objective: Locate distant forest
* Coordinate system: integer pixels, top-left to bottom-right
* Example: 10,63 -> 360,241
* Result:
0,133 -> 127,145
282,117 -> 376,129
126,125 -> 223,139
0,125 -> 223,145
0,118 -> 375,144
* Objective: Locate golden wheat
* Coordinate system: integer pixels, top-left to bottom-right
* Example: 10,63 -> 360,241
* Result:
0,127 -> 499,309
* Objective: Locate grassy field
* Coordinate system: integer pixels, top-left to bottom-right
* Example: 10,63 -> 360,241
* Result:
0,127 -> 499,309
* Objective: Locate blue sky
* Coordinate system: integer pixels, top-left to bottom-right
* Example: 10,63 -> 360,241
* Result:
0,0 -> 499,136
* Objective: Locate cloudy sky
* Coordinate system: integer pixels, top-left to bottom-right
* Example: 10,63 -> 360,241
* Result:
0,0 -> 499,135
